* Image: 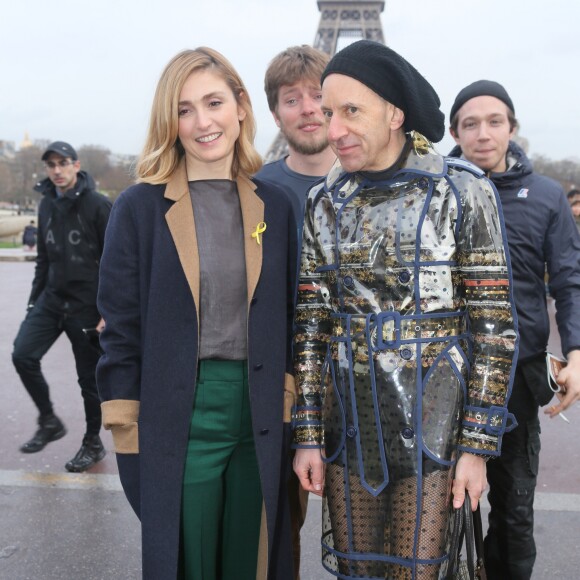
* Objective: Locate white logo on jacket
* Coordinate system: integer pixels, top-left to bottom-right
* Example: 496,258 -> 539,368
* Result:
45,229 -> 81,245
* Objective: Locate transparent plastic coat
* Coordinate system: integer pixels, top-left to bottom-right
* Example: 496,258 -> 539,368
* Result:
292,139 -> 518,579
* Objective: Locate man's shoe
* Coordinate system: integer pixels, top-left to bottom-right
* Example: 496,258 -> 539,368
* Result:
20,414 -> 67,453
65,435 -> 106,473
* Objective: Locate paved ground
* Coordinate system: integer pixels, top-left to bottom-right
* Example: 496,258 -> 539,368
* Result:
1,259 -> 579,579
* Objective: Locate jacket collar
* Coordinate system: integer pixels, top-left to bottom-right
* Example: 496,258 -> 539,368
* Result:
34,171 -> 96,199
325,132 -> 447,190
449,140 -> 532,185
164,159 -> 264,319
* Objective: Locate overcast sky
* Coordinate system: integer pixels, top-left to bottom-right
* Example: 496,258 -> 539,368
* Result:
1,0 -> 578,161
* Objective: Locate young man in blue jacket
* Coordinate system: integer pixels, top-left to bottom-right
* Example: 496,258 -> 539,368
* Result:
450,80 -> 580,580
12,141 -> 111,472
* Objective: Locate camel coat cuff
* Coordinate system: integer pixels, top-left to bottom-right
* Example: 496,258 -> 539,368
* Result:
101,399 -> 140,453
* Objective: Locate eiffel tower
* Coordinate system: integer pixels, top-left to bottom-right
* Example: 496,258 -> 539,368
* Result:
264,0 -> 387,163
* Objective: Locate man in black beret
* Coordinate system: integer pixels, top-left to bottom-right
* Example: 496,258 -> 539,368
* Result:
292,41 -> 518,579
450,80 -> 580,580
12,141 -> 112,473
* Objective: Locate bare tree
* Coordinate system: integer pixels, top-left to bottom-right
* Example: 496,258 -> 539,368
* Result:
7,146 -> 45,206
78,145 -> 112,180
0,161 -> 17,202
532,155 -> 580,192
100,164 -> 134,200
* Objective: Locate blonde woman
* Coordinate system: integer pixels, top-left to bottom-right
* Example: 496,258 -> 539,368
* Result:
97,48 -> 296,580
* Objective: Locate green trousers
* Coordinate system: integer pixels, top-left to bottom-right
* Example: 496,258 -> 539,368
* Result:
181,360 -> 263,580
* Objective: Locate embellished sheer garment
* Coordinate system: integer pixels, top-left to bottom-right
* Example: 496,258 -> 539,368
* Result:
293,136 -> 518,579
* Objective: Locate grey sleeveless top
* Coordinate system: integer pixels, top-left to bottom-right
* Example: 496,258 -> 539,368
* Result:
189,180 -> 247,360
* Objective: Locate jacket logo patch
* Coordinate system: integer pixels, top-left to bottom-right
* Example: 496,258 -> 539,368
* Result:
68,230 -> 81,245
517,188 -> 529,198
45,229 -> 82,245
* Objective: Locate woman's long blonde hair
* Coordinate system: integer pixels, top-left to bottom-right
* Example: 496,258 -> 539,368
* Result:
136,47 -> 262,183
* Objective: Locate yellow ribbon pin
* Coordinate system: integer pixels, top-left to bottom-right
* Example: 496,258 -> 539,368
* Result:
251,222 -> 267,245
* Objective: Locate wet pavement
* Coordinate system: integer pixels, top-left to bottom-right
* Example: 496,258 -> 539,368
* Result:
1,260 -> 579,579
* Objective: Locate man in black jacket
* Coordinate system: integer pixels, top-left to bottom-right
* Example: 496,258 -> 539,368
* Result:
12,141 -> 112,472
449,81 -> 580,580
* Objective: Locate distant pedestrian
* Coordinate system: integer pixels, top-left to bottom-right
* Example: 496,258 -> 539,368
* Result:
567,189 -> 580,233
12,141 -> 111,472
22,220 -> 37,250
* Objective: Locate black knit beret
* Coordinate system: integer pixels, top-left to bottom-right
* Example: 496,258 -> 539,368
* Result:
320,40 -> 444,143
450,80 -> 515,121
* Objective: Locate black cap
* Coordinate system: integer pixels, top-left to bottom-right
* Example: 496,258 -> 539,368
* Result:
321,40 -> 445,143
41,141 -> 78,161
450,80 -> 515,122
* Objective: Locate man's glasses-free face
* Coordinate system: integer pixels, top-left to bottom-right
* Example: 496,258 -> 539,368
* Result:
44,160 -> 75,170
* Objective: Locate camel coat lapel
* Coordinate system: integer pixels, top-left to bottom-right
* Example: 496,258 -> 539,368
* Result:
164,160 -> 200,323
237,173 -> 264,306
164,161 -> 265,314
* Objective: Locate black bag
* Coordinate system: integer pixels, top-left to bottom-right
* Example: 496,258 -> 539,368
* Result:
445,492 -> 487,580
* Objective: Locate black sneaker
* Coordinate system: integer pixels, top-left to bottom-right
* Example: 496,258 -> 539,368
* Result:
20,414 -> 67,453
65,435 -> 106,473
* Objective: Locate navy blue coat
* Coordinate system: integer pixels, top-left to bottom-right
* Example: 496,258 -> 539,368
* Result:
450,142 -> 580,360
96,161 -> 297,579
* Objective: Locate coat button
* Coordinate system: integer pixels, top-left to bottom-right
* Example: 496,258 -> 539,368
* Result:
398,271 -> 411,284
254,363 -> 263,370
346,426 -> 357,438
343,275 -> 354,288
401,427 -> 414,439
260,428 -> 269,435
251,297 -> 258,305
400,347 -> 413,360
